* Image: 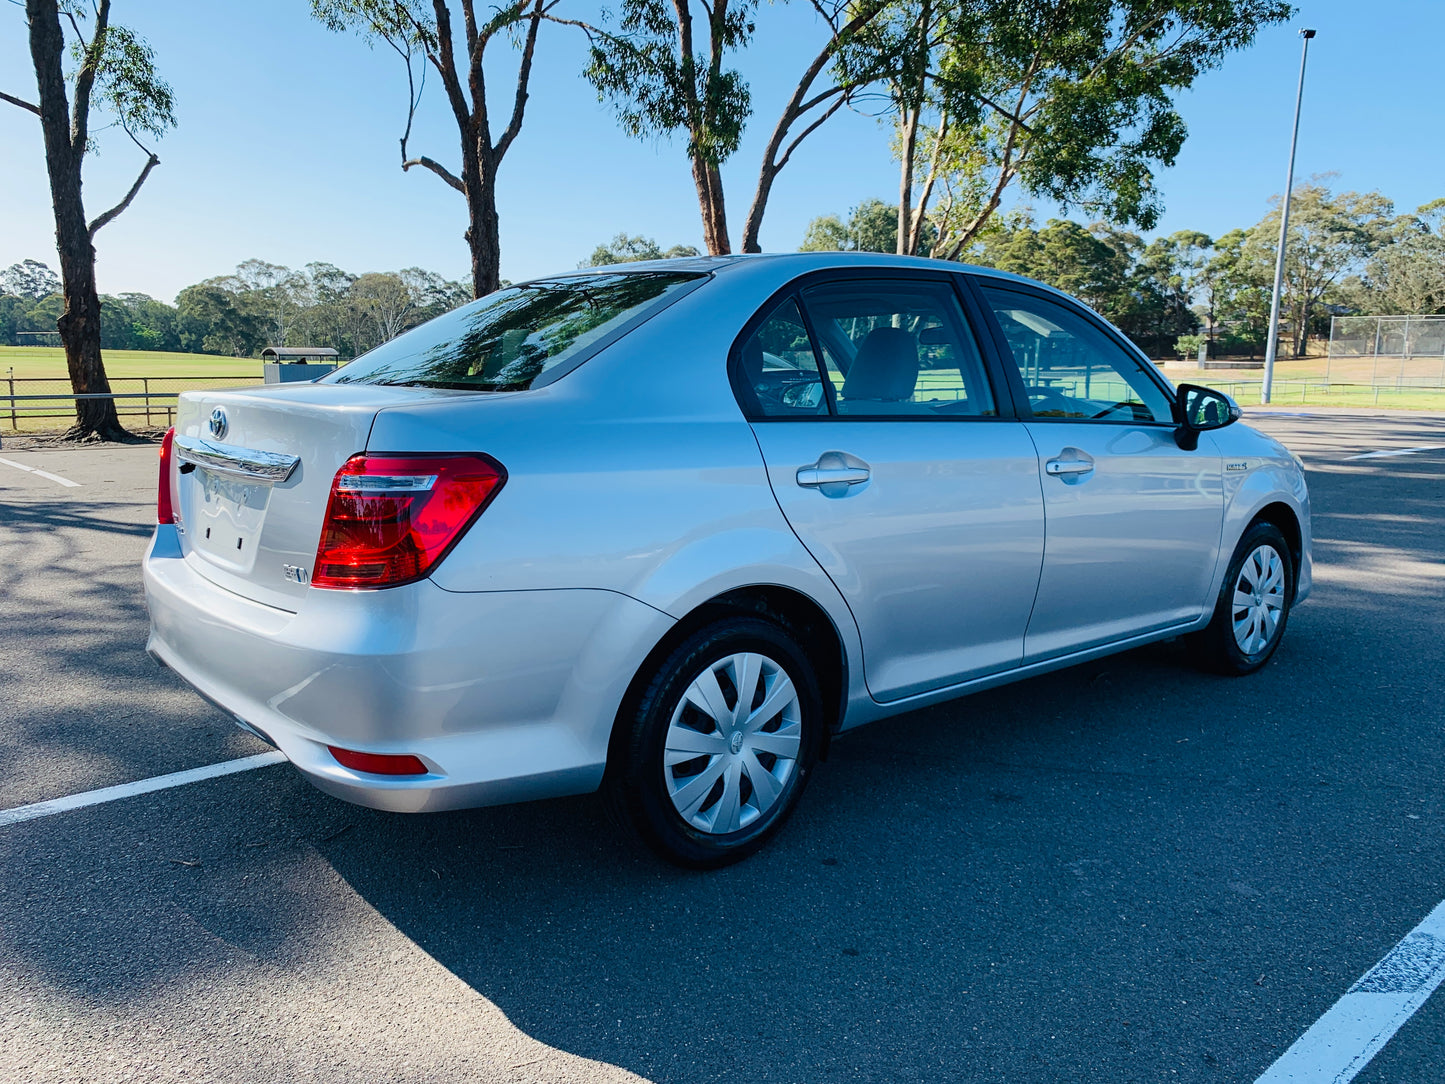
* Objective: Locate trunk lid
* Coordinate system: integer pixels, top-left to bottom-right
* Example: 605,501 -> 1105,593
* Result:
171,383 -> 461,611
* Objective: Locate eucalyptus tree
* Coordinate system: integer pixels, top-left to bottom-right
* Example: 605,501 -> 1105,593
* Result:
3,0 -> 174,439
1240,182 -> 1393,356
312,0 -> 552,297
573,0 -> 891,254
1364,200 -> 1445,316
874,0 -> 1294,259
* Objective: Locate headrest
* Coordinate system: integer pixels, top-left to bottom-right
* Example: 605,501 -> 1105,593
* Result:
842,327 -> 919,402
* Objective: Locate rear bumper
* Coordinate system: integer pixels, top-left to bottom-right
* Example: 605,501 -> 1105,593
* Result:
143,526 -> 673,812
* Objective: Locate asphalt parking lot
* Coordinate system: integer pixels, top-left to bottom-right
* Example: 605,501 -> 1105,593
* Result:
2,410 -> 1443,1083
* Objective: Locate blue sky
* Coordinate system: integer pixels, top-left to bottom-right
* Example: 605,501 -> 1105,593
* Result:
1,0 -> 1441,301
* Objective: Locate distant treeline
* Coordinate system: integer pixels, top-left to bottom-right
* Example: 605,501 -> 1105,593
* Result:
5,180 -> 1443,362
802,183 -> 1445,359
0,259 -> 470,360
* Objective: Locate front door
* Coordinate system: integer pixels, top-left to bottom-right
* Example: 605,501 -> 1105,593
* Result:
976,281 -> 1225,662
739,276 -> 1045,702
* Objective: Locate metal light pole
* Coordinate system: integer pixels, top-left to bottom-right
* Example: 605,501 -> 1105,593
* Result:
1262,28 -> 1316,404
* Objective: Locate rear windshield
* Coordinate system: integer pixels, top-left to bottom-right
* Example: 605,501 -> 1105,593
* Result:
325,270 -> 704,391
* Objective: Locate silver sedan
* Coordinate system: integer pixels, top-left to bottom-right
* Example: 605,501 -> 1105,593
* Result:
143,253 -> 1311,867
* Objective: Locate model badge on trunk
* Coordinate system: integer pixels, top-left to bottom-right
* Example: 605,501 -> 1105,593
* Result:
282,564 -> 309,584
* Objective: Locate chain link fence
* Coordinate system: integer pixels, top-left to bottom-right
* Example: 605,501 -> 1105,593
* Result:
1327,316 -> 1445,387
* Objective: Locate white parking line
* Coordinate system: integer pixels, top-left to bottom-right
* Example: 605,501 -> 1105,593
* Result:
0,454 -> 81,487
0,752 -> 288,828
1255,899 -> 1445,1083
1346,445 -> 1445,461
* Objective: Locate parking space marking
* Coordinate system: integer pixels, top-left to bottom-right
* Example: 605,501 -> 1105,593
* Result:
0,752 -> 287,828
1255,899 -> 1445,1083
1346,445 -> 1445,461
0,455 -> 82,487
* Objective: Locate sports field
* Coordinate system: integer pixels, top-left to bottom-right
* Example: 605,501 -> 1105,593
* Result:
1,347 -> 263,433
0,345 -> 260,380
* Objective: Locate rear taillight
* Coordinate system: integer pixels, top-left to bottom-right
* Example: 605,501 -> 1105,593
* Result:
157,426 -> 176,524
312,453 -> 505,589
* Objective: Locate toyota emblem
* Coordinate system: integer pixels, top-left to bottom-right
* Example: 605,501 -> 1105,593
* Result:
208,407 -> 228,440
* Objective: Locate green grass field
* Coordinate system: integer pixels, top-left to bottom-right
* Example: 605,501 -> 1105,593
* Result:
0,345 -> 260,380
1161,365 -> 1445,410
2,346 -> 263,433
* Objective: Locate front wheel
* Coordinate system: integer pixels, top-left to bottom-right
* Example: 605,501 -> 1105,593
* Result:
606,618 -> 823,869
1192,521 -> 1295,675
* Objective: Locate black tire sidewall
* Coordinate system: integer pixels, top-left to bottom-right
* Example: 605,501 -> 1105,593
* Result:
613,618 -> 824,869
1206,522 -> 1295,675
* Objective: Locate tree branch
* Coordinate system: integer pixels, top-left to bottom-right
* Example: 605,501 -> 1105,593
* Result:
71,0 -> 111,153
460,0 -> 479,54
402,154 -> 466,193
429,0 -> 475,138
774,93 -> 847,175
495,0 -> 545,163
0,89 -> 41,114
88,150 -> 158,237
737,0 -> 886,251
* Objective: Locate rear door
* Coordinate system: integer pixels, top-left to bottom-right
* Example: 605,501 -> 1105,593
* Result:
972,279 -> 1225,662
739,273 -> 1045,703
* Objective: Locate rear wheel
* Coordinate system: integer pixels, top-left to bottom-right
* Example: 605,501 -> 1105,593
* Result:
606,618 -> 823,868
1193,521 -> 1295,675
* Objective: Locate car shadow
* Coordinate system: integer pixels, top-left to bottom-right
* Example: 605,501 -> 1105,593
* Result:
312,636 -> 1344,1083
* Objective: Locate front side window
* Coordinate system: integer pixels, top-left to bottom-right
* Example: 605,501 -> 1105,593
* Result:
799,280 -> 996,417
980,285 -> 1174,424
327,271 -> 704,391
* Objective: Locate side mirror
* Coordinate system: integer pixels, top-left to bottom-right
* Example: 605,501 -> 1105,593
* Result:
1173,384 -> 1242,451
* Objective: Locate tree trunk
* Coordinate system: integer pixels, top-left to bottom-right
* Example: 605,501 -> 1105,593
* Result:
692,157 -> 731,255
459,135 -> 501,297
897,106 -> 919,256
27,0 -> 125,440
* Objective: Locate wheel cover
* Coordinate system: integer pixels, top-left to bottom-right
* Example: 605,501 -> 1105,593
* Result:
1232,544 -> 1286,655
663,652 -> 803,835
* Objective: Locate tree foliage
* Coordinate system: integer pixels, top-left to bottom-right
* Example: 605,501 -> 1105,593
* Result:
1361,200 -> 1445,316
1,259 -> 61,299
872,0 -> 1294,257
965,213 -> 1198,356
580,234 -> 701,267
799,198 -> 935,255
1239,181 -> 1393,355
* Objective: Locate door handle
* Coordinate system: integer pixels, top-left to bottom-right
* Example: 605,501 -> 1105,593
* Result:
1045,451 -> 1095,477
796,451 -> 871,492
797,466 -> 871,487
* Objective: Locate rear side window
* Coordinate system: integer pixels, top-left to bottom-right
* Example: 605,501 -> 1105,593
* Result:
800,280 -> 996,417
736,298 -> 828,416
327,271 -> 704,391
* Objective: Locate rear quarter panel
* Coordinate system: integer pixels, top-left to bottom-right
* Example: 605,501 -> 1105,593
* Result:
364,272 -> 870,714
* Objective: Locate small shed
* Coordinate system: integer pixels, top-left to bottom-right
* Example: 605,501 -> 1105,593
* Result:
261,346 -> 340,363
261,346 -> 340,384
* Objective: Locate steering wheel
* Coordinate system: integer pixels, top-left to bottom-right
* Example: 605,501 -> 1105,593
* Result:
1089,399 -> 1146,421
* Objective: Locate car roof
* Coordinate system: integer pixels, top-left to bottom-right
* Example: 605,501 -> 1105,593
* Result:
531,251 -> 1064,300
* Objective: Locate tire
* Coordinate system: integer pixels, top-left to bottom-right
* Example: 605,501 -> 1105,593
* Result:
1192,521 -> 1295,676
606,617 -> 824,869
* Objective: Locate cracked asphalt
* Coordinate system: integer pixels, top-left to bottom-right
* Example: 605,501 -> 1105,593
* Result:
1,409 -> 1442,1083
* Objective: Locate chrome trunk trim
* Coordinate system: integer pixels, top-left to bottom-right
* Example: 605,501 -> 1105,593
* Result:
174,435 -> 300,484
